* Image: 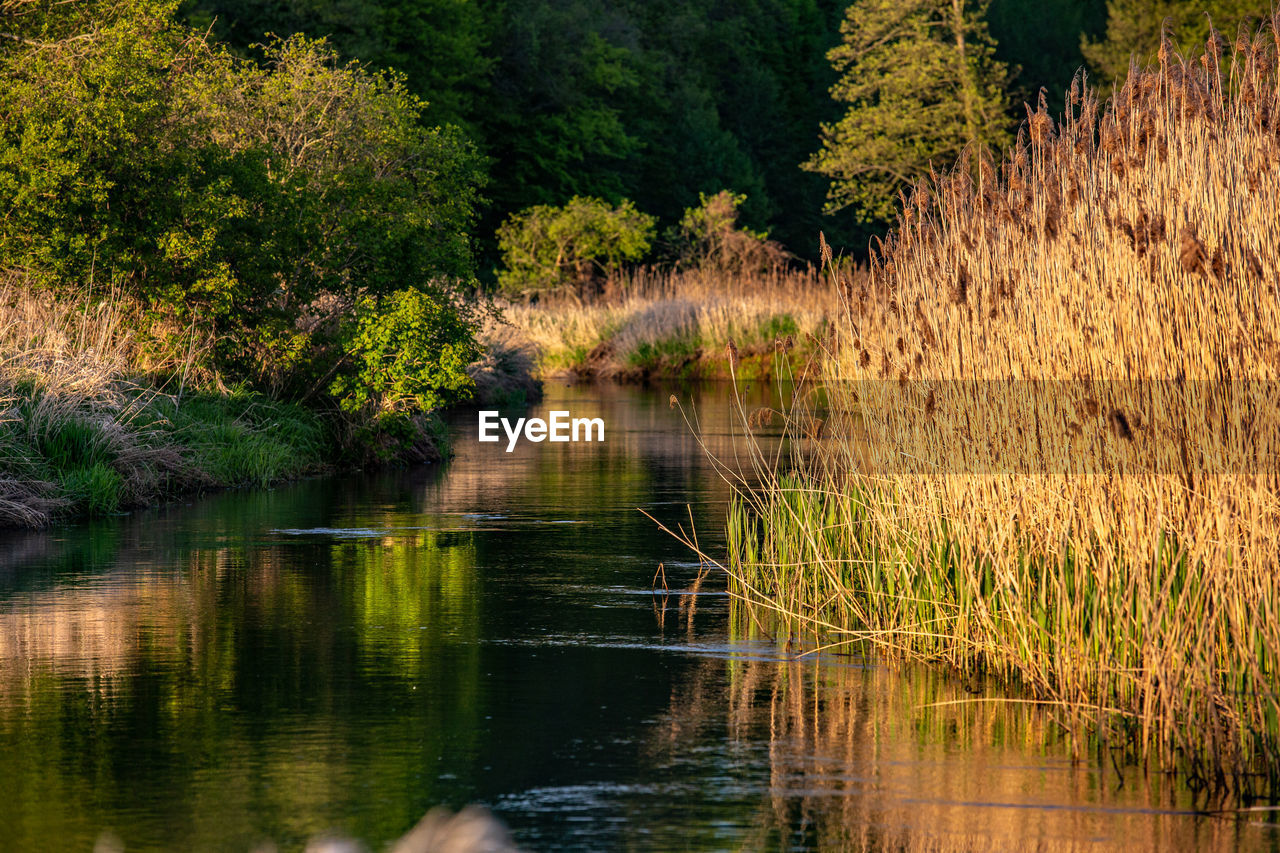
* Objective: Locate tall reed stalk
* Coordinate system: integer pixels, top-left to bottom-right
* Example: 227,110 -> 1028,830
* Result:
722,17 -> 1280,795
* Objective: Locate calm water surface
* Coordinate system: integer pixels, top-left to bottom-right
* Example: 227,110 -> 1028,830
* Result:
1,383 -> 1276,851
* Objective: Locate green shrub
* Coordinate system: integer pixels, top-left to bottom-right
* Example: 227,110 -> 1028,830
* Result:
496,196 -> 655,296
0,5 -> 486,419
668,190 -> 787,273
330,287 -> 480,422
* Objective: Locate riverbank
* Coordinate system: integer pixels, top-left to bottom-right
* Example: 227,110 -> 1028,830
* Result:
0,286 -> 538,528
498,266 -> 837,382
720,35 -> 1280,793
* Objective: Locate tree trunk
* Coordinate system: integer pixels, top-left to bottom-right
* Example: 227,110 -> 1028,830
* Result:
949,0 -> 980,147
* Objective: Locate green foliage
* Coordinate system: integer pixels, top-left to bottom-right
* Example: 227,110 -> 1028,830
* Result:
182,0 -> 492,130
757,313 -> 800,341
476,0 -> 855,258
37,418 -> 115,473
156,390 -> 327,487
30,416 -> 124,516
628,335 -> 701,370
496,197 -> 655,295
329,288 -> 480,421
1082,0 -> 1270,83
185,0 -> 854,260
59,463 -> 124,516
669,191 -> 788,273
804,0 -> 1013,223
166,33 -> 485,394
0,4 -> 487,427
0,383 -> 329,522
0,0 -> 190,286
987,0 -> 1106,114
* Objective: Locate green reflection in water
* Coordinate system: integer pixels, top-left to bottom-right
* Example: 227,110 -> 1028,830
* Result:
0,383 -> 1275,852
0,522 -> 496,850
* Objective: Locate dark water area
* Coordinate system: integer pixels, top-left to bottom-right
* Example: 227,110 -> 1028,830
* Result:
1,382 -> 1277,852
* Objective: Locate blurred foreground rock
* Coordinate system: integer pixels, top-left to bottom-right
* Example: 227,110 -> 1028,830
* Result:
96,806 -> 521,853
304,807 -> 520,853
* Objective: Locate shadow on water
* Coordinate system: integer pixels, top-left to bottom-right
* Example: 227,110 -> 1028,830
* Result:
0,382 -> 1276,851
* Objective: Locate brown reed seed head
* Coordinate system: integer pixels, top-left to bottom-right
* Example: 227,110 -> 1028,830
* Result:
729,29 -> 1280,791
1179,224 -> 1207,273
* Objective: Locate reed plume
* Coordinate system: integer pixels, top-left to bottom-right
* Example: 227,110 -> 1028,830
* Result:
724,12 -> 1280,795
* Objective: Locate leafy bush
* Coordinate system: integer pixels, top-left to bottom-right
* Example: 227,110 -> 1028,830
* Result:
496,196 -> 655,296
0,2 -> 486,427
330,287 -> 480,420
669,190 -> 789,273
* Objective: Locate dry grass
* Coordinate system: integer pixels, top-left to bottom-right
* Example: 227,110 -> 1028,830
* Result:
498,265 -> 837,380
0,279 -> 180,525
719,17 -> 1280,794
466,315 -> 542,405
0,276 -> 328,526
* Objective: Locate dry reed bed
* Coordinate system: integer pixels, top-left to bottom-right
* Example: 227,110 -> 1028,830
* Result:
724,19 -> 1280,794
499,266 -> 835,380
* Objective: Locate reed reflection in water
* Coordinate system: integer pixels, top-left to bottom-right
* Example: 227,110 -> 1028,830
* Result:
644,610 -> 1279,851
0,383 -> 1276,851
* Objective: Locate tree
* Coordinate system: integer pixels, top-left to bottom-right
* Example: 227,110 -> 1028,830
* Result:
0,4 -> 485,419
184,0 -> 857,262
987,0 -> 1107,115
495,197 -> 655,296
668,191 -> 789,273
181,0 -> 492,130
804,0 -> 1012,223
1082,0 -> 1270,84
169,34 -> 485,392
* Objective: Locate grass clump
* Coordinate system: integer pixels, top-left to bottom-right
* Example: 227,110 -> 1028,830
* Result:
151,392 -> 325,488
0,282 -> 331,526
717,15 -> 1280,797
501,266 -> 834,381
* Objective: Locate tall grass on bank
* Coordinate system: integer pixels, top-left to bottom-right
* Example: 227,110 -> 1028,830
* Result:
500,265 -> 836,380
0,280 -> 326,527
722,21 -> 1280,793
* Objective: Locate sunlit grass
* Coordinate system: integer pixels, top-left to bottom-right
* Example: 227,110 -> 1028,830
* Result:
0,278 -> 328,525
499,265 -> 835,379
718,20 -> 1280,795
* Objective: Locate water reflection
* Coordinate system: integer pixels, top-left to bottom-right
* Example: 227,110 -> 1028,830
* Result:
0,524 -> 490,850
642,643 -> 1280,851
0,382 -> 1275,851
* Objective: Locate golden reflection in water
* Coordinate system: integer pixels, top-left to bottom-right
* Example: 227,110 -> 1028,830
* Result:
648,639 -> 1272,852
427,381 -> 786,515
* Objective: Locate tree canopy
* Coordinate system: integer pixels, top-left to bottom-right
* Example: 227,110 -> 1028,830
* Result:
1082,0 -> 1271,83
0,0 -> 484,426
11,0 -> 1263,262
804,0 -> 1012,222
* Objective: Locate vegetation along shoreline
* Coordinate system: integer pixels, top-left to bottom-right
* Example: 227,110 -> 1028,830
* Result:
716,21 -> 1280,798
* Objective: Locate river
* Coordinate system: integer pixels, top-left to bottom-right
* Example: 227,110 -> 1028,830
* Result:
0,382 -> 1276,851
